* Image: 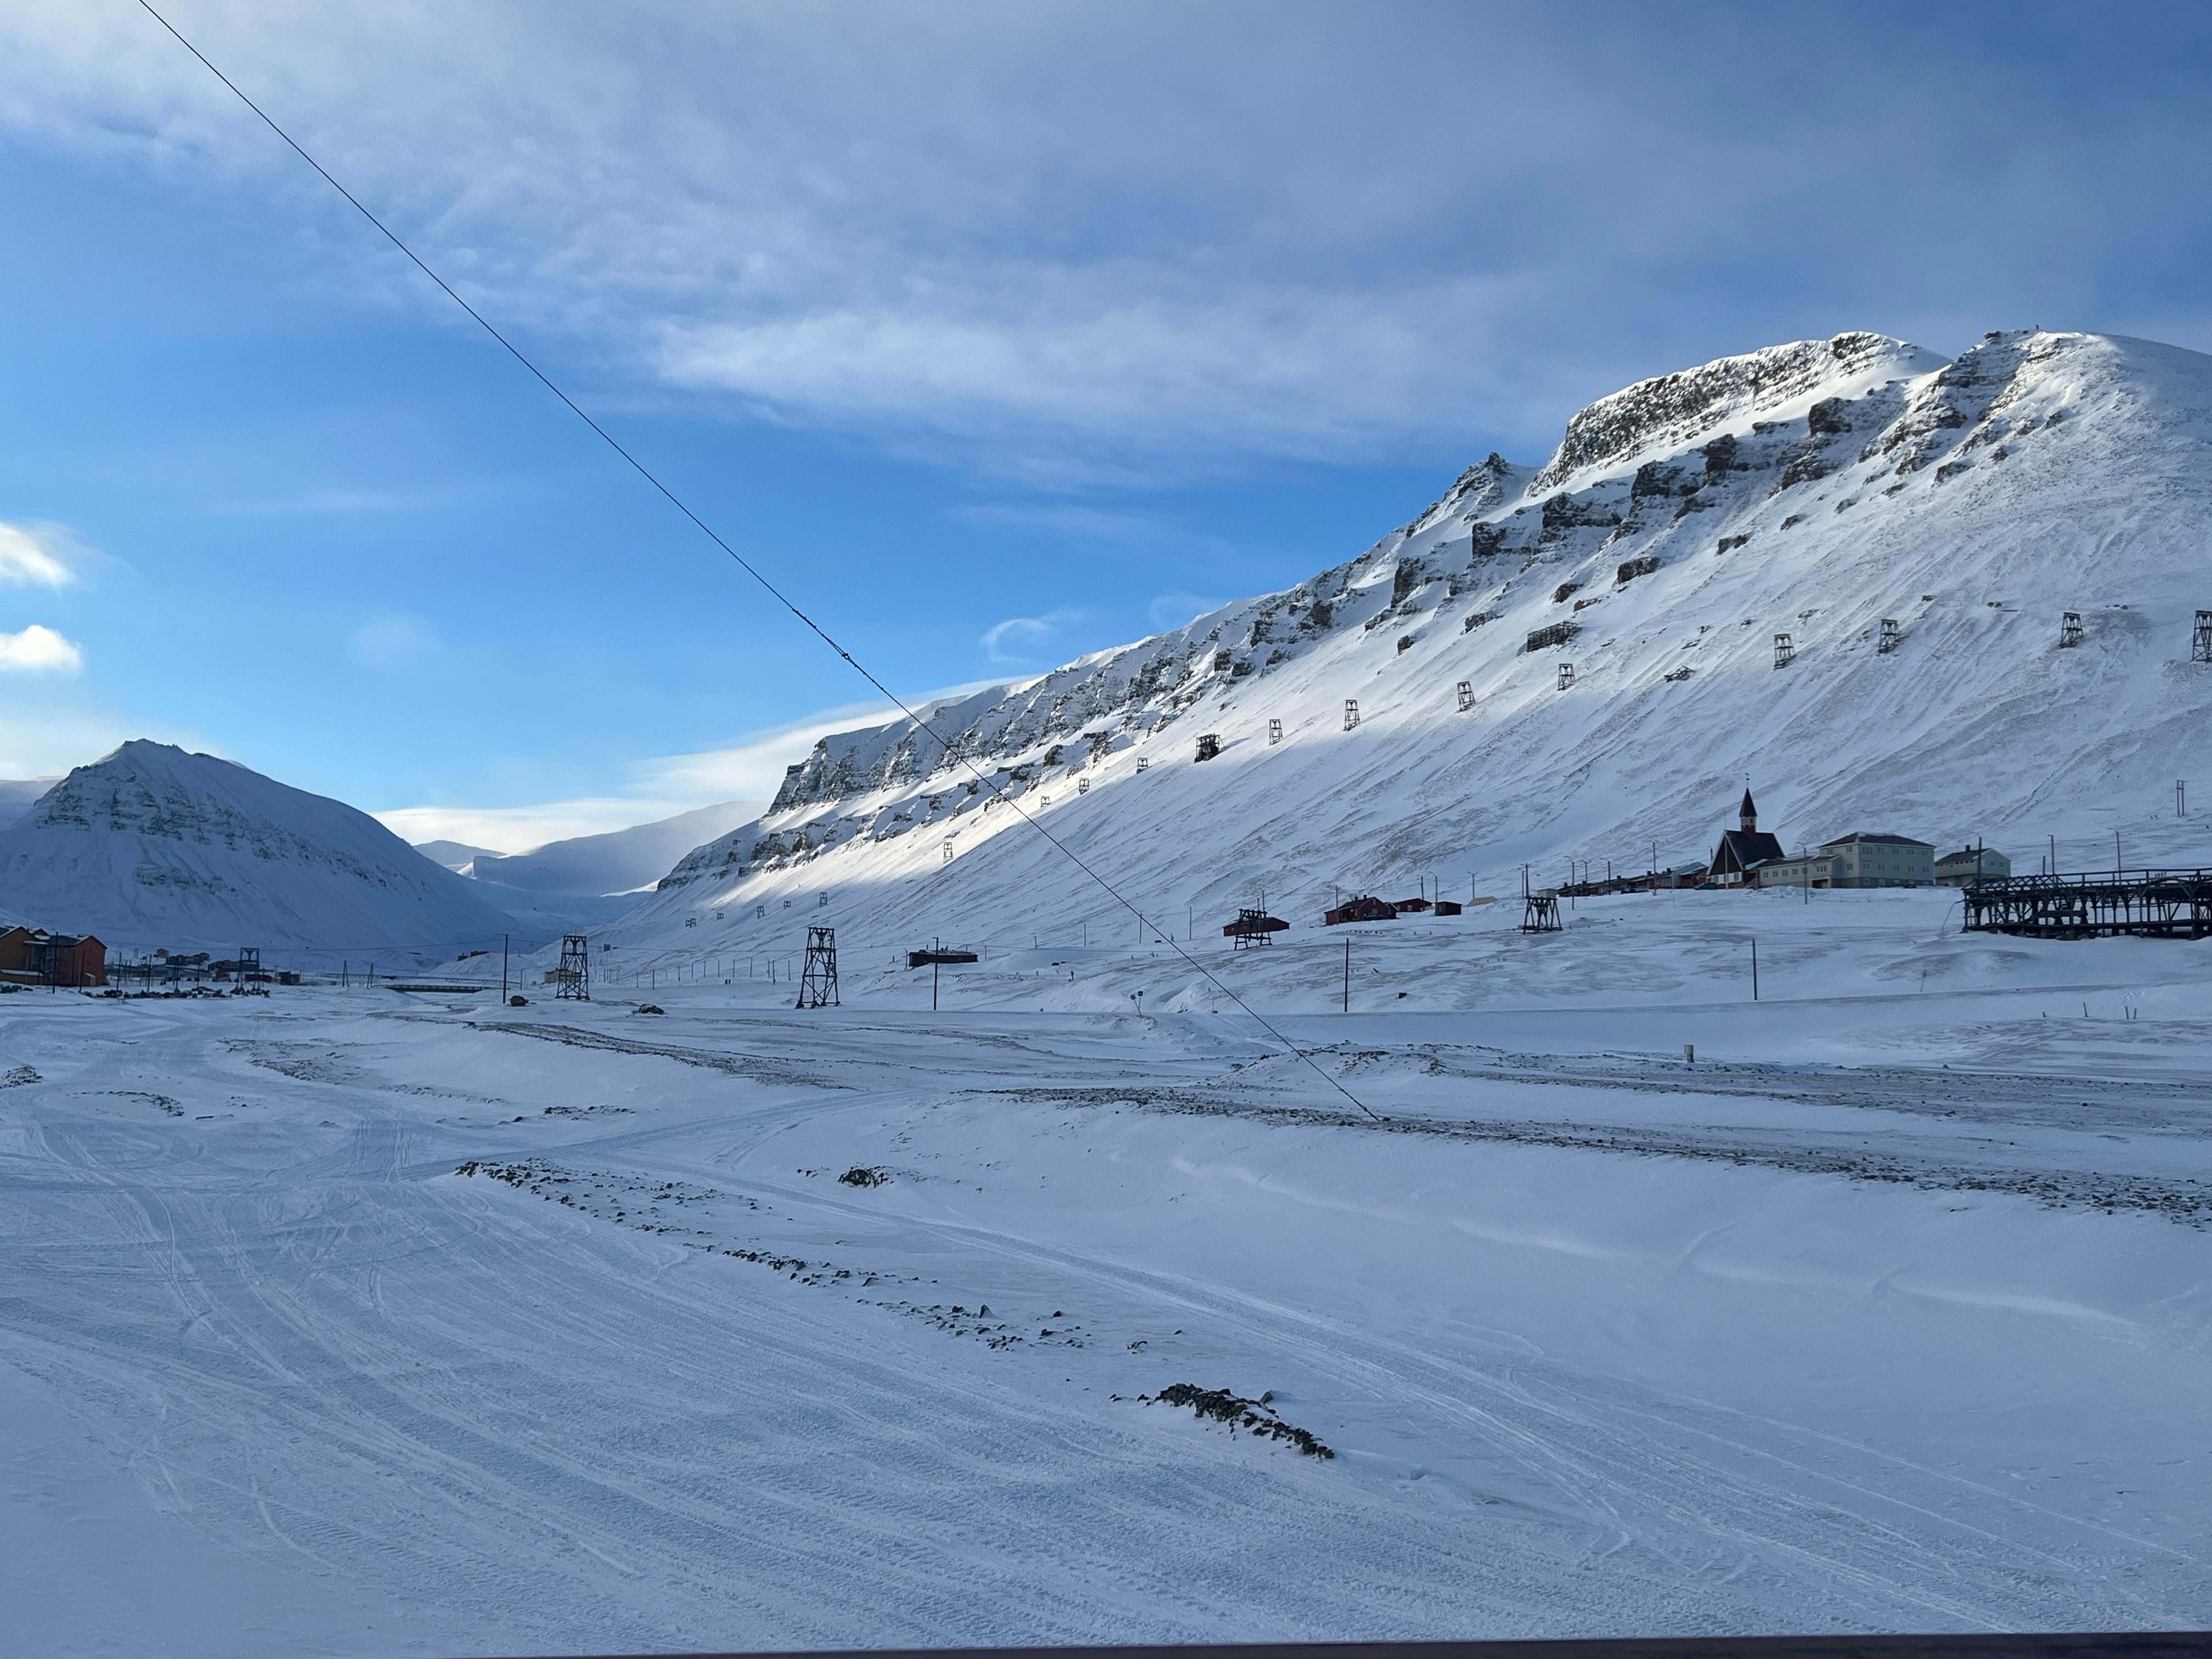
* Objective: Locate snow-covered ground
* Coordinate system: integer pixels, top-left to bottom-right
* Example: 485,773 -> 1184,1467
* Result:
5,891 -> 2208,1655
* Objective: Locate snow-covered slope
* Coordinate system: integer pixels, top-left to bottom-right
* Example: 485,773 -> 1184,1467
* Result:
0,741 -> 521,953
468,800 -> 761,896
607,329 -> 2212,964
413,838 -> 499,874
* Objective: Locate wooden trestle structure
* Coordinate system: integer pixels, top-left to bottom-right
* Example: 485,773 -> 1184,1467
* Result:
1962,870 -> 2212,939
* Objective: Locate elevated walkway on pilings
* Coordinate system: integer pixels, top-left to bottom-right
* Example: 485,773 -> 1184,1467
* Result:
1963,868 -> 2212,939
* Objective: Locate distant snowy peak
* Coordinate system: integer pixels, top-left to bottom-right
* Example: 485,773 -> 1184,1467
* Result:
467,800 -> 764,897
414,838 -> 500,874
1,740 -> 518,951
1528,332 -> 1945,496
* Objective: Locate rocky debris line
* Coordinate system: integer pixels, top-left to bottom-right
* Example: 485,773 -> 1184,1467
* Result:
837,1165 -> 889,1187
229,1039 -> 370,1086
452,1158 -> 1105,1353
105,1090 -> 183,1117
453,1159 -> 737,1238
1137,1384 -> 1335,1459
1,1065 -> 40,1088
860,1299 -> 1088,1352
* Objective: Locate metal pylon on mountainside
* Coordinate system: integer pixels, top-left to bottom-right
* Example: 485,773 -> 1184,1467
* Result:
797,926 -> 839,1009
556,934 -> 590,1000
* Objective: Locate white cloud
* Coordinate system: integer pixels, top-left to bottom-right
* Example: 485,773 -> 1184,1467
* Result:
1147,592 -> 1224,631
980,608 -> 1093,665
950,502 -> 1231,554
0,708 -> 131,779
0,522 -> 84,588
347,613 -> 443,673
13,5 -> 2198,482
374,798 -> 692,855
372,697 -> 928,854
629,701 -> 905,802
0,624 -> 83,674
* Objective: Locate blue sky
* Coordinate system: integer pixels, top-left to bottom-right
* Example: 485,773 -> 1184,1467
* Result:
4,2 -> 2210,848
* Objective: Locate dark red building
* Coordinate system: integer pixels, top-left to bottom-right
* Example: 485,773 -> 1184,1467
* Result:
1323,896 -> 1399,926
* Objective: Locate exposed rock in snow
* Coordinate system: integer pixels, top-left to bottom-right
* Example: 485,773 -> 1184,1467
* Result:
0,741 -> 521,952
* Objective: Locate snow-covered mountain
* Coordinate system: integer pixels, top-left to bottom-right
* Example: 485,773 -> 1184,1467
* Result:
465,800 -> 760,896
606,329 -> 2212,963
0,741 -> 522,955
413,838 -> 499,874
405,802 -> 765,939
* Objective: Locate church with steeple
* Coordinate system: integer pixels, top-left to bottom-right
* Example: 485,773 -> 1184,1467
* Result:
1706,788 -> 1786,887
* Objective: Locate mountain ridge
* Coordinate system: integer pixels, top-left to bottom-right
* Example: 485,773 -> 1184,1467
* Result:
614,326 -> 2212,961
0,740 -> 522,955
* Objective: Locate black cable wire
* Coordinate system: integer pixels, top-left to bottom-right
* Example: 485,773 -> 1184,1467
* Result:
134,1 -> 1383,1122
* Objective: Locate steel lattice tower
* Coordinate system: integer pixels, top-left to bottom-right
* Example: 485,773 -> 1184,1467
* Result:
556,934 -> 590,1000
797,926 -> 839,1008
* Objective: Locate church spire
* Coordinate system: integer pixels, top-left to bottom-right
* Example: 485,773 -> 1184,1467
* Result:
1739,788 -> 1758,832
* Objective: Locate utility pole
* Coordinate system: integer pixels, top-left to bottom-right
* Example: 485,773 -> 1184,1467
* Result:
500,934 -> 509,1003
1750,938 -> 1759,1002
2115,830 -> 2123,874
2180,780 -> 2188,818
1342,938 -> 1351,1014
2049,833 -> 2057,878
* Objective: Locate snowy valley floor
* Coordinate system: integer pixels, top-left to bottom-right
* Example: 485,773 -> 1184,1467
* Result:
4,894 -> 2211,1655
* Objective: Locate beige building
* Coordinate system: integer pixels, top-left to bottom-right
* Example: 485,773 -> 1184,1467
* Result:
1936,847 -> 2012,885
1753,851 -> 1837,889
1818,832 -> 1937,888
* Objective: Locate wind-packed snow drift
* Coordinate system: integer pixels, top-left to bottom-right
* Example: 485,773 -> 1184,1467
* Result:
0,740 -> 521,953
613,329 -> 2212,961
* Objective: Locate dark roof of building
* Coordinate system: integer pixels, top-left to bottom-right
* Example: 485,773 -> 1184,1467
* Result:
1712,828 -> 1786,868
1819,832 -> 1936,848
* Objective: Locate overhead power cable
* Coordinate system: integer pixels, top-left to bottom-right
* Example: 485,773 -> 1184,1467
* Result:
136,1 -> 1385,1123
